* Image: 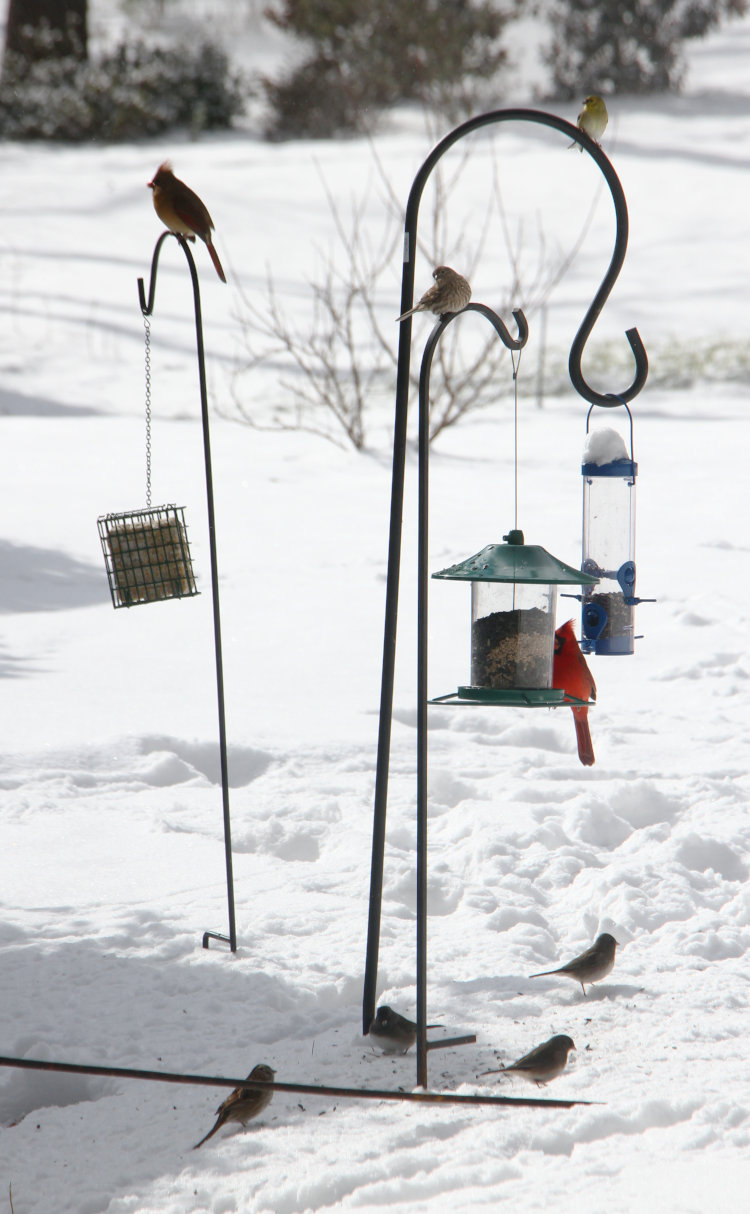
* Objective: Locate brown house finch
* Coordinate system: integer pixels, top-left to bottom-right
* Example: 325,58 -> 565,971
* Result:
553,619 -> 596,766
396,266 -> 471,322
530,932 -> 618,996
193,1063 -> 275,1149
368,1005 -> 442,1054
484,1035 -> 575,1087
148,161 -> 226,283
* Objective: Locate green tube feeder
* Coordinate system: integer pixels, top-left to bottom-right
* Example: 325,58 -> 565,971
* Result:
431,528 -> 599,707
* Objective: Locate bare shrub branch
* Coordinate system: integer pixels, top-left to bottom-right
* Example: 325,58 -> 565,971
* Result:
231,136 -> 603,449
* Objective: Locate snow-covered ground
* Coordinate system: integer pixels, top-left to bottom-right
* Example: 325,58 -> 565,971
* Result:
3,10 -> 750,1214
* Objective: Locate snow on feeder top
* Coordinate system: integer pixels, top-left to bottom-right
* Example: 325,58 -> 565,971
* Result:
580,419 -> 640,654
432,528 -> 598,706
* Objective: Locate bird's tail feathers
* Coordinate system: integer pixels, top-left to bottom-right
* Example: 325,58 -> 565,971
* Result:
193,1122 -> 219,1150
572,707 -> 595,766
206,239 -> 227,283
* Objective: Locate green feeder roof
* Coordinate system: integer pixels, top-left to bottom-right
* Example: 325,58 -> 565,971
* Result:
432,529 -> 599,585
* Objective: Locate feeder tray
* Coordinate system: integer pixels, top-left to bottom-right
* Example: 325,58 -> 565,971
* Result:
98,504 -> 198,609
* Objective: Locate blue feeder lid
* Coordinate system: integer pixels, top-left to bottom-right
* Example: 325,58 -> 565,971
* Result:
582,458 -> 637,478
432,529 -> 599,585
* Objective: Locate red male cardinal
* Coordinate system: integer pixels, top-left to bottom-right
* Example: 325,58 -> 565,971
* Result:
148,161 -> 226,283
553,619 -> 596,766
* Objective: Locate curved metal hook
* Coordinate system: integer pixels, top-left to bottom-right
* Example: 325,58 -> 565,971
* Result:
462,302 -> 529,350
418,303 -> 528,437
137,231 -> 199,317
399,107 -> 647,407
570,327 -> 647,410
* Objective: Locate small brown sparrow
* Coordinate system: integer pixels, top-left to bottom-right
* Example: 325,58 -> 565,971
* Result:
193,1063 -> 275,1148
530,932 -> 618,996
484,1034 -> 575,1087
368,1005 -> 442,1054
148,161 -> 226,283
396,266 -> 471,322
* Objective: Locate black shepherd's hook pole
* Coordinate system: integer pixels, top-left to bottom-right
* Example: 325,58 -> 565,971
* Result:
138,232 -> 237,954
415,304 -> 528,1089
363,108 -> 648,1051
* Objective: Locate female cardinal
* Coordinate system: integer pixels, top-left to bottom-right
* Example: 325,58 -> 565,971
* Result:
553,619 -> 596,766
148,161 -> 226,283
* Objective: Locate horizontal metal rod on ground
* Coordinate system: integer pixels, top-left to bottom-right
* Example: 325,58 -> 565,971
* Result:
0,1055 -> 596,1109
426,1033 -> 476,1051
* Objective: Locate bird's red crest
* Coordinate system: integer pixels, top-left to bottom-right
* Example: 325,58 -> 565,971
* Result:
148,160 -> 173,188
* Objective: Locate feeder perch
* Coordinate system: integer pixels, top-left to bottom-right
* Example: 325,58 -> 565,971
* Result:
579,415 -> 650,655
98,505 -> 198,609
432,529 -> 598,706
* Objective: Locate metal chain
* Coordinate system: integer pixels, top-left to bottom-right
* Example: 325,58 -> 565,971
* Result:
144,315 -> 152,509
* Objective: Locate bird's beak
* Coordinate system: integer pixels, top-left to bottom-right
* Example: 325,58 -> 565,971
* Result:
147,180 -> 154,189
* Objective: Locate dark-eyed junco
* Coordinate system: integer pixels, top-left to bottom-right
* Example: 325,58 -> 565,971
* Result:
193,1063 -> 275,1149
484,1034 -> 575,1087
530,932 -> 618,995
396,266 -> 471,322
368,1005 -> 442,1054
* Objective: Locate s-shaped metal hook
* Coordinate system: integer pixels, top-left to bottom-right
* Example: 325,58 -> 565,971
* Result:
363,107 -> 648,1045
396,108 -> 648,408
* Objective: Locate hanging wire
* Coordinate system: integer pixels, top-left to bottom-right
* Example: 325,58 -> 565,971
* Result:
510,345 -> 524,613
144,315 -> 152,509
511,346 -> 523,531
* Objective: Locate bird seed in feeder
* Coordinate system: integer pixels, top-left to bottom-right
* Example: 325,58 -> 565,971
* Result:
471,606 -> 553,689
584,590 -> 633,642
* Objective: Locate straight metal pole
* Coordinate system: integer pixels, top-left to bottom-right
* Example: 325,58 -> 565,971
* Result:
181,247 -> 237,953
415,322 -> 437,1089
362,312 -> 416,1032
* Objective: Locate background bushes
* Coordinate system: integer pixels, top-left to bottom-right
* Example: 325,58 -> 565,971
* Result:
0,36 -> 246,141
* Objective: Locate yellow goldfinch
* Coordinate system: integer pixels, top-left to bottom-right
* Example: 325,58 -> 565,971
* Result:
572,95 -> 608,151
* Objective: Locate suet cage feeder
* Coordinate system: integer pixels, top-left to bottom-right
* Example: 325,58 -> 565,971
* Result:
98,504 -> 198,609
432,529 -> 598,706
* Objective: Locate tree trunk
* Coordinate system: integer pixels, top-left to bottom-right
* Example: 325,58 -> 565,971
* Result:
4,0 -> 88,62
